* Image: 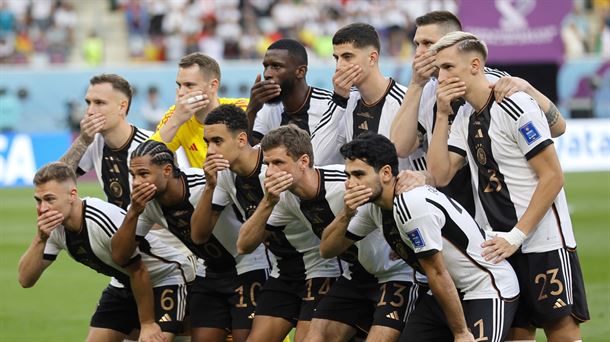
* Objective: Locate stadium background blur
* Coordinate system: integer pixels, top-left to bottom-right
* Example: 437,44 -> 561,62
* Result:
0,0 -> 608,341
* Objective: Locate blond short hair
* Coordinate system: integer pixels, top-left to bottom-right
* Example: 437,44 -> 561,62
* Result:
430,31 -> 488,61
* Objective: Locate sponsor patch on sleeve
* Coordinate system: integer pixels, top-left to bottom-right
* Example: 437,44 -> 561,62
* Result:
518,121 -> 541,145
407,228 -> 426,248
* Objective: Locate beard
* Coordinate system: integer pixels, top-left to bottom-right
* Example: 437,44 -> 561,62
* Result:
367,182 -> 383,204
266,77 -> 296,104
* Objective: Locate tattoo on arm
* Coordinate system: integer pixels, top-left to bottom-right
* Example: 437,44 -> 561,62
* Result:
544,102 -> 559,128
60,137 -> 89,171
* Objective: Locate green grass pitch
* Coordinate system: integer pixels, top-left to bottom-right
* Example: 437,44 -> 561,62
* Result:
1,172 -> 608,341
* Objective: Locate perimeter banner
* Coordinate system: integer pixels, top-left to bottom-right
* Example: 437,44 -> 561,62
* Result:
458,0 -> 572,63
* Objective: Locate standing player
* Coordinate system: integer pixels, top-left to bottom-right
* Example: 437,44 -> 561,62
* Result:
246,39 -> 346,165
150,52 -> 248,168
427,32 -> 589,341
332,22 -> 421,172
60,73 -> 151,210
333,133 -> 520,342
18,162 -> 195,342
110,140 -> 269,342
235,124 -> 343,342
389,11 -> 567,215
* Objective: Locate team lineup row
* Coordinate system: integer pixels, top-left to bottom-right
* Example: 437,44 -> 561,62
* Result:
18,10 -> 588,342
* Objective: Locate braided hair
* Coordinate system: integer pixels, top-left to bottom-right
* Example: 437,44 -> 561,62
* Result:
131,140 -> 180,177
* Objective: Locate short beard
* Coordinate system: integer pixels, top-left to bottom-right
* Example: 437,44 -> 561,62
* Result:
266,78 -> 295,104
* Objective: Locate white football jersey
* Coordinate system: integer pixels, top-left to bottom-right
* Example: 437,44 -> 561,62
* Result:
43,197 -> 195,288
135,168 -> 268,276
394,185 -> 519,300
252,87 -> 346,165
448,91 -> 576,253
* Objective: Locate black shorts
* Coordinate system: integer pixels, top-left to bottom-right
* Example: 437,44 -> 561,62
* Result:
313,276 -> 426,332
401,293 -> 518,342
189,269 -> 269,330
254,276 -> 335,326
91,284 -> 187,335
509,247 -> 590,328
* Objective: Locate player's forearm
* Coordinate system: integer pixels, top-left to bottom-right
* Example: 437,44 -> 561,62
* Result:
246,107 -> 259,138
427,114 -> 453,187
18,236 -> 48,288
523,84 -> 566,137
237,198 -> 274,254
320,210 -> 353,258
111,209 -> 140,266
190,186 -> 218,244
60,135 -> 90,171
127,261 -> 156,325
423,258 -> 470,337
391,84 -> 424,158
516,168 -> 564,237
158,115 -> 183,143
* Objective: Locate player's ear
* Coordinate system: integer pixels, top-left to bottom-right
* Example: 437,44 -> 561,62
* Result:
470,57 -> 482,75
295,65 -> 307,80
163,164 -> 173,177
209,78 -> 220,93
369,50 -> 379,66
119,99 -> 128,116
237,131 -> 248,147
380,165 -> 393,182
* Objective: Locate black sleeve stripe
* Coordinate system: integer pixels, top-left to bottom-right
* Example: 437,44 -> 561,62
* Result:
322,169 -> 347,177
388,86 -> 404,105
416,249 -> 439,258
345,230 -> 365,241
391,83 -> 406,98
311,94 -> 333,101
85,214 -> 114,238
325,177 -> 347,182
76,167 -> 86,177
448,145 -> 467,157
43,253 -> 57,261
331,92 -> 349,108
251,131 -> 264,141
504,97 -> 524,114
88,206 -> 119,232
497,102 -> 519,121
524,139 -> 553,160
312,87 -> 333,97
189,180 -> 206,188
412,157 -> 427,171
396,194 -> 412,223
211,203 -> 225,212
186,174 -> 205,180
265,224 -> 285,232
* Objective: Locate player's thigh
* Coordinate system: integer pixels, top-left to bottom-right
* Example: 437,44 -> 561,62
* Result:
246,315 -> 293,342
305,318 -> 356,342
191,327 -> 227,342
294,319 -> 311,342
365,325 -> 401,342
85,327 -> 126,342
400,293 -> 452,342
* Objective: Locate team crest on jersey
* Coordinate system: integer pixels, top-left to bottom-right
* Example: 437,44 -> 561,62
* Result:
519,121 -> 541,145
406,228 -> 425,248
476,145 -> 487,165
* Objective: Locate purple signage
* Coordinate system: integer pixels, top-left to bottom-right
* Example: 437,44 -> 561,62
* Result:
458,0 -> 572,63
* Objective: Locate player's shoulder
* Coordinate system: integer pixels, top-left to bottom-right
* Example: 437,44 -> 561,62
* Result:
311,86 -> 333,100
220,98 -> 250,111
484,67 -> 510,81
387,78 -> 406,104
493,91 -> 538,122
318,164 -> 347,181
184,168 -> 205,185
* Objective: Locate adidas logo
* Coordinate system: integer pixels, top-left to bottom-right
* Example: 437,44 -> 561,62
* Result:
358,121 -> 369,131
248,313 -> 255,319
189,143 -> 198,151
553,298 -> 567,309
159,313 -> 172,322
385,311 -> 400,320
475,128 -> 484,138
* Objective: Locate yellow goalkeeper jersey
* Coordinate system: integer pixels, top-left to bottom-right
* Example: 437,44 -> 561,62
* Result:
149,98 -> 249,168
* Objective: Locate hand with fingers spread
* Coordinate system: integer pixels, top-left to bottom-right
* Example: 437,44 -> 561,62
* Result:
411,50 -> 438,87
203,153 -> 230,189
138,322 -> 167,342
481,228 -> 525,263
247,74 -> 281,115
436,77 -> 466,116
174,90 -> 209,124
343,182 -> 372,217
130,182 -> 157,214
395,170 -> 426,194
333,64 -> 362,98
80,112 -> 106,145
489,76 -> 530,103
37,210 -> 64,241
263,171 -> 293,205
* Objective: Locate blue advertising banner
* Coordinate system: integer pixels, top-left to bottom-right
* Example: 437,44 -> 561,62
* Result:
0,132 -> 71,187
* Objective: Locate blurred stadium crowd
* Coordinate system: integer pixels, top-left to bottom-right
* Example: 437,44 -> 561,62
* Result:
0,0 -> 608,66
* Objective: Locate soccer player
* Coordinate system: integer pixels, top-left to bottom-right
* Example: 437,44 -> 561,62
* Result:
427,31 -> 589,341
245,125 -> 422,342
150,52 -> 248,168
246,39 -> 346,165
235,125 -> 343,342
60,73 -> 151,210
332,22 -> 422,172
389,11 -> 567,216
111,140 -> 269,342
334,133 -> 520,342
18,162 -> 195,342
